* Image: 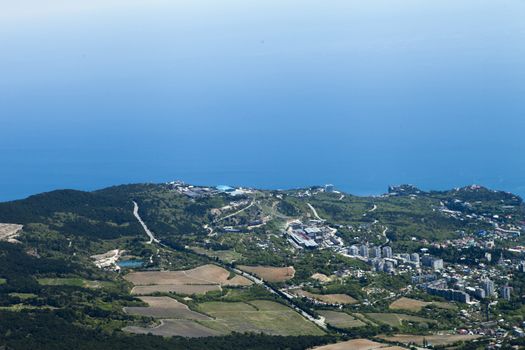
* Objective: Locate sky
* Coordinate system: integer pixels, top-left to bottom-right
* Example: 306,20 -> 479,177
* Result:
1,0 -> 525,201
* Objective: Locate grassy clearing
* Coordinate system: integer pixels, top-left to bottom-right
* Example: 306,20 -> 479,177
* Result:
38,277 -> 115,289
8,293 -> 38,300
364,313 -> 436,327
318,310 -> 366,329
191,247 -> 243,263
0,278 -> 6,285
0,304 -> 54,311
352,313 -> 379,326
197,300 -> 324,336
311,273 -> 332,283
38,277 -> 85,287
292,288 -> 357,305
237,265 -> 295,282
389,297 -> 455,312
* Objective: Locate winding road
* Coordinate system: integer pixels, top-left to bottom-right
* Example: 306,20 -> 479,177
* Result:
381,226 -> 390,244
216,199 -> 255,222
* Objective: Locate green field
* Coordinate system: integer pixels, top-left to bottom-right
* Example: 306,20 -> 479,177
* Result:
389,297 -> 456,312
191,247 -> 243,263
197,300 -> 324,336
0,304 -> 52,311
0,278 -> 6,285
318,310 -> 366,329
8,293 -> 38,300
38,277 -> 115,289
364,313 -> 436,327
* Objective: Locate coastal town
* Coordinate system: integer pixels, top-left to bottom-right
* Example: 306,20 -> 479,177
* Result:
2,181 -> 524,350
161,181 -> 525,348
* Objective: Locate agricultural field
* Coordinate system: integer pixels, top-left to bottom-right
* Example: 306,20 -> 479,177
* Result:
124,319 -> 224,338
318,310 -> 366,329
364,313 -> 436,327
389,297 -> 455,312
291,288 -> 357,304
131,284 -> 221,295
124,264 -> 252,295
312,338 -> 392,350
237,265 -> 295,282
197,300 -> 325,336
377,334 -> 481,347
130,283 -> 207,296
124,296 -> 210,320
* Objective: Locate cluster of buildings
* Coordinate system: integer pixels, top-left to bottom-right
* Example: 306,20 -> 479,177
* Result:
425,279 -> 471,303
417,273 -> 514,305
286,220 -> 343,250
421,277 -> 510,304
345,243 -> 447,276
167,181 -> 253,198
167,181 -> 216,198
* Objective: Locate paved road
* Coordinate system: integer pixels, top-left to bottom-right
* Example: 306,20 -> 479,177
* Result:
133,201 -> 159,244
382,226 -> 390,244
216,199 -> 255,222
307,203 -> 324,221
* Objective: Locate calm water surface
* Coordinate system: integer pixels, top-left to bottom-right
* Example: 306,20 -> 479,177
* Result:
1,0 -> 524,200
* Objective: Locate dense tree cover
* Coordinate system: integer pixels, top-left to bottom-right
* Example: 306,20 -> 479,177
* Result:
0,190 -> 142,239
493,271 -> 525,323
277,198 -> 301,216
427,246 -> 490,265
450,339 -> 491,350
303,186 -> 525,243
292,250 -> 369,282
431,186 -> 522,206
0,183 -> 523,349
131,190 -> 223,239
307,193 -> 473,241
326,322 -> 392,338
430,186 -> 524,220
0,242 -> 81,294
303,279 -> 365,301
94,183 -> 161,199
0,310 -> 335,350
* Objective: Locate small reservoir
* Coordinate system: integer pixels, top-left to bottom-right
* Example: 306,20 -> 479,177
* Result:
118,260 -> 144,268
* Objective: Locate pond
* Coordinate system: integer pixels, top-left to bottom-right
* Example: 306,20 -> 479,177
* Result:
117,260 -> 144,268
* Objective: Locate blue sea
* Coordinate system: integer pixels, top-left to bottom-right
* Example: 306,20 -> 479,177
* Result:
1,0 -> 524,201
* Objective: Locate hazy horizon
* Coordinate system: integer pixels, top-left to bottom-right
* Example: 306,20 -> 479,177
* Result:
1,0 -> 524,201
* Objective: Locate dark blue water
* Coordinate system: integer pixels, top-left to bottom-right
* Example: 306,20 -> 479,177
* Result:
1,1 -> 524,201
